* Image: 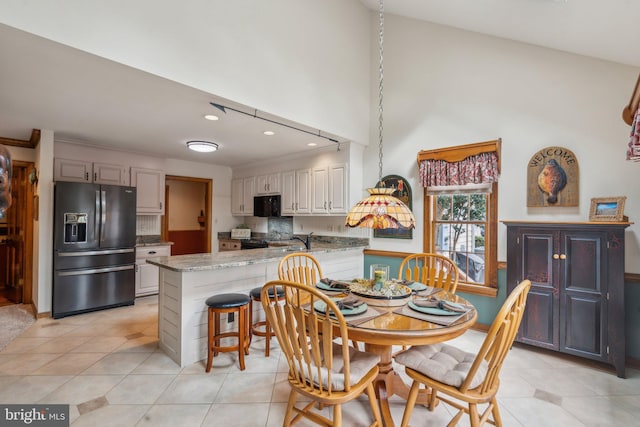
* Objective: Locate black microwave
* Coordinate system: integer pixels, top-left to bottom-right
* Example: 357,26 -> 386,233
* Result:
254,195 -> 281,217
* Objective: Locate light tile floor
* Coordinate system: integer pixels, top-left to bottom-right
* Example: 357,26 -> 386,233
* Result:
1,295 -> 638,426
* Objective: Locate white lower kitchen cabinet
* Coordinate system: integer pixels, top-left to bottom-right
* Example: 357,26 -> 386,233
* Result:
135,245 -> 171,296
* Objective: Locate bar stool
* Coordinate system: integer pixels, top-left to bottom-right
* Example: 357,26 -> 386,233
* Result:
249,285 -> 285,357
205,293 -> 251,372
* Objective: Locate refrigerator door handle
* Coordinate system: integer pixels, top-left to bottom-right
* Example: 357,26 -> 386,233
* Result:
100,190 -> 107,245
57,248 -> 135,257
57,265 -> 135,277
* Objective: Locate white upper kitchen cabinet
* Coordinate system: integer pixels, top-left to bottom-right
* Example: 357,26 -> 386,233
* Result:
93,162 -> 129,186
281,170 -> 296,215
54,158 -> 92,183
282,169 -> 311,215
255,172 -> 280,195
328,163 -> 347,213
54,158 -> 129,185
311,163 -> 347,214
130,167 -> 165,214
231,176 -> 255,215
311,166 -> 329,213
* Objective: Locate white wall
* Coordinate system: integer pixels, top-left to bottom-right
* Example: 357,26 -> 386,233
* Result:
362,15 -> 640,271
167,180 -> 205,230
0,0 -> 371,145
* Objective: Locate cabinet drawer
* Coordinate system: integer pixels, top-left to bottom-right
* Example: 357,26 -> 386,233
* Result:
219,239 -> 241,251
136,246 -> 171,260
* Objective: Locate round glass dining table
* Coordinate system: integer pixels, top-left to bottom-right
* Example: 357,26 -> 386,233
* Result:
340,290 -> 478,427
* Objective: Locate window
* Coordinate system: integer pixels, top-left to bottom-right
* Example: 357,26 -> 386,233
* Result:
426,184 -> 497,290
417,140 -> 501,292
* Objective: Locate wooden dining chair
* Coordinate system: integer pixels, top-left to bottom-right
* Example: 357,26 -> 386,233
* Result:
278,252 -> 323,286
395,279 -> 531,427
261,280 -> 382,427
278,252 -> 361,350
398,253 -> 460,294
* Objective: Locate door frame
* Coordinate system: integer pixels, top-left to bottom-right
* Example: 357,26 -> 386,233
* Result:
3,160 -> 35,304
162,175 -> 212,253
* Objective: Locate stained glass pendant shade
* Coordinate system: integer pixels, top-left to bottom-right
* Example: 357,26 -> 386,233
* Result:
345,187 -> 415,230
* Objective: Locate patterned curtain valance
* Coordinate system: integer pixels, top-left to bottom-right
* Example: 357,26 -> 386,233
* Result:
417,139 -> 501,188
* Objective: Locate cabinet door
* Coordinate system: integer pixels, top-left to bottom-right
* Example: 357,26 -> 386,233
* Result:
328,164 -> 347,213
137,263 -> 160,296
311,166 -> 328,213
559,231 -> 607,361
94,162 -> 128,186
54,158 -> 91,182
131,167 -> 165,214
295,169 -> 311,214
255,173 -> 280,194
281,170 -> 296,215
242,177 -> 255,215
231,178 -> 244,214
508,228 -> 559,350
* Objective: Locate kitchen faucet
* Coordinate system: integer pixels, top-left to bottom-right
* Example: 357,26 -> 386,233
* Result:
292,232 -> 313,250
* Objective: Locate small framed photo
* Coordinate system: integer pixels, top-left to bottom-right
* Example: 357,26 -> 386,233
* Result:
589,196 -> 627,222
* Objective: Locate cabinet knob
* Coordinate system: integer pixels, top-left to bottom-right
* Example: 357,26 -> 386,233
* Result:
553,254 -> 559,259
560,254 -> 567,260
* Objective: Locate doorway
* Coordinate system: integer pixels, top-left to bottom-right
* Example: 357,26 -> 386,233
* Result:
162,175 -> 212,255
0,161 -> 35,307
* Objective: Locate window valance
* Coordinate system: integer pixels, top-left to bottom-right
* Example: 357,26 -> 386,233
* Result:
417,139 -> 501,188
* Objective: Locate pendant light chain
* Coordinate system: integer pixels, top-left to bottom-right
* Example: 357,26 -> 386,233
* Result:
378,0 -> 384,182
344,0 -> 415,230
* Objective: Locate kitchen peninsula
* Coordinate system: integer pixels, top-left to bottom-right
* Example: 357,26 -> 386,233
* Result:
147,237 -> 368,367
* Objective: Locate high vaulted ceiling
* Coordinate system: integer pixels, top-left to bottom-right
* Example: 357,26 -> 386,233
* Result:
1,0 -> 638,167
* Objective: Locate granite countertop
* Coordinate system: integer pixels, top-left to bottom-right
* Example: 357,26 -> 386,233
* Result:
146,240 -> 368,272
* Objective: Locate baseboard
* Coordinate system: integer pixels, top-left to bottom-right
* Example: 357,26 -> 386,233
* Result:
626,356 -> 640,369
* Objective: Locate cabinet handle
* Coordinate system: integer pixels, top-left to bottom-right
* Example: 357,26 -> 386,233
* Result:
160,202 -> 163,209
148,251 -> 157,255
553,254 -> 559,259
329,201 -> 332,209
85,172 -> 89,181
94,172 -> 97,181
560,254 -> 567,260
324,201 -> 327,209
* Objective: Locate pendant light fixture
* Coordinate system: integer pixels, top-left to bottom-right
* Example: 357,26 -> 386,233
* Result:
345,0 -> 416,230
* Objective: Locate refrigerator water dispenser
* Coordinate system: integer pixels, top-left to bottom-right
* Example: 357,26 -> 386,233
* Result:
64,213 -> 87,243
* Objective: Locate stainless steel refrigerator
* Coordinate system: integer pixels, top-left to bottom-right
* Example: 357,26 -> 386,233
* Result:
53,182 -> 136,318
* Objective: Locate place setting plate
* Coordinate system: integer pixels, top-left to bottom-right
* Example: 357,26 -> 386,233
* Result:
313,298 -> 368,316
407,300 -> 466,316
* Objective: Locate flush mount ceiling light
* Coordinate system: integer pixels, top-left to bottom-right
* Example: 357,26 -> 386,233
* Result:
187,140 -> 218,153
204,114 -> 219,121
345,0 -> 415,230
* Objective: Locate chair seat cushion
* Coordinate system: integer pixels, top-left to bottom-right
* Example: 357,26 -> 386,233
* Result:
306,343 -> 380,392
394,343 -> 488,389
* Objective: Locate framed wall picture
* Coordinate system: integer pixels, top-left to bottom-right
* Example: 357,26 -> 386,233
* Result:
589,196 -> 627,222
374,175 -> 413,239
527,146 -> 579,207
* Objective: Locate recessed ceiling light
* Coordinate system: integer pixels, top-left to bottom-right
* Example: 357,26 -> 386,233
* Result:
263,130 -> 275,136
204,114 -> 219,121
187,140 -> 218,152
307,142 -> 317,147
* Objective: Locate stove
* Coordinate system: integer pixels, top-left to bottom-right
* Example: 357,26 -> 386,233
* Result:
240,239 -> 269,250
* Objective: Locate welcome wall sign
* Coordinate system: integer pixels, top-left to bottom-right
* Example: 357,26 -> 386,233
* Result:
527,146 -> 579,207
